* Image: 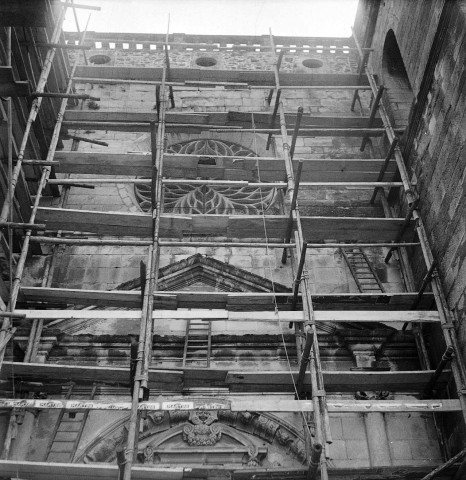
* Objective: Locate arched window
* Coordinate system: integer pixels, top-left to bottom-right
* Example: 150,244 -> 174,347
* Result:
381,30 -> 414,129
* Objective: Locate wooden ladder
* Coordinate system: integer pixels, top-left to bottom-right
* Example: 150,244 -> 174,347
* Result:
341,247 -> 385,293
183,319 -> 211,367
45,383 -> 97,463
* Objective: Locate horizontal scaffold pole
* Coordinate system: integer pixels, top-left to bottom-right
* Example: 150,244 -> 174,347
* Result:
29,236 -> 295,248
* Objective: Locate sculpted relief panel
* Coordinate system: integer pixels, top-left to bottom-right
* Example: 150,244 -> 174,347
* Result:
78,410 -> 306,468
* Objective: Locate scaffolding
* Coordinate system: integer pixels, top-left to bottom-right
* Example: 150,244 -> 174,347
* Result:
0,4 -> 466,480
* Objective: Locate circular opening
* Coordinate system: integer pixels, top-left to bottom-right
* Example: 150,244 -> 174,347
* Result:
89,54 -> 111,65
302,58 -> 323,69
195,57 -> 217,67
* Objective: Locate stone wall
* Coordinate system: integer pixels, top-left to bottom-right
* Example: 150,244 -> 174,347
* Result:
30,77 -> 404,295
355,0 -> 466,360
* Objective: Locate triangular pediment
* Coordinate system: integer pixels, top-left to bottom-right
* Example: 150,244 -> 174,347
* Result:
49,254 -> 290,334
118,254 -> 290,293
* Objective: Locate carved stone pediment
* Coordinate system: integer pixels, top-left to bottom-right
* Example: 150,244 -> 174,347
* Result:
118,253 -> 291,293
79,410 -> 306,468
136,421 -> 266,466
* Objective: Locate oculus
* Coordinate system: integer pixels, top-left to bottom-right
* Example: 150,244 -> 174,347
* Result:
195,56 -> 217,67
88,54 -> 111,65
302,58 -> 323,69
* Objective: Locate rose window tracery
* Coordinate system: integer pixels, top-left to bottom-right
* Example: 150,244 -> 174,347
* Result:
134,139 -> 279,215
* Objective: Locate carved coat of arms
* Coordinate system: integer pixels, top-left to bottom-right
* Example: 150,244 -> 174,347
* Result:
182,411 -> 221,446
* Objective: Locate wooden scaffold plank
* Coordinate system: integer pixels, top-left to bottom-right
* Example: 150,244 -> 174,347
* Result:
1,362 -> 453,396
34,208 -> 411,241
12,308 -> 441,323
53,151 -> 398,182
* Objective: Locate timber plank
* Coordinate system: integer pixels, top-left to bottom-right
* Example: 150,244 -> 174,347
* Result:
0,461 -> 457,480
0,461 -> 183,480
227,111 -> 384,128
53,152 -> 397,182
13,309 -> 440,323
225,370 -> 451,393
36,208 -> 408,242
35,208 -> 290,239
311,292 -> 435,310
2,362 -> 450,394
300,217 -> 412,242
1,362 -> 183,389
19,287 -> 293,309
61,121 -> 390,136
75,65 -> 371,87
63,110 -> 383,129
20,287 -> 435,312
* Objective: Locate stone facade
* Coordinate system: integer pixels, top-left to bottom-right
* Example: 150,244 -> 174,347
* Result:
1,2 -> 465,478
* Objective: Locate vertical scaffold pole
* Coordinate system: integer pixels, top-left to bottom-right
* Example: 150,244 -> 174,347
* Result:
269,30 -> 330,480
0,16 -> 92,369
122,21 -> 169,480
0,5 -> 68,223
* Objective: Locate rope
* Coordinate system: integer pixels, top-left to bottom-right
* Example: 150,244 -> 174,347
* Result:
251,112 -> 313,440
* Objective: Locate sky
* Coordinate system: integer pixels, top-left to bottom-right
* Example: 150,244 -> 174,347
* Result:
64,0 -> 359,37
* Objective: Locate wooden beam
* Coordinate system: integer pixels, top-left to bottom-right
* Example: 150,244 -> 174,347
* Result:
53,152 -> 397,182
29,237 -> 293,248
19,287 -> 436,311
225,370 -> 452,394
300,216 -> 412,242
12,309 -> 441,323
311,292 -> 435,310
1,362 -> 452,394
35,208 -> 411,242
61,121 -> 393,136
19,287 -> 293,309
74,65 -> 371,87
0,461 -> 183,480
0,461 -> 460,480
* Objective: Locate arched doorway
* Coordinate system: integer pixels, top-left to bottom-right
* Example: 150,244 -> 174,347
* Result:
381,30 -> 414,130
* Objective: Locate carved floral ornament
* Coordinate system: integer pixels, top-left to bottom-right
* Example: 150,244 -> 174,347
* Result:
134,139 -> 280,215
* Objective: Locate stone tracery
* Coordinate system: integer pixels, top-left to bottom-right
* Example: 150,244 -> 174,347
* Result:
134,139 -> 279,214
